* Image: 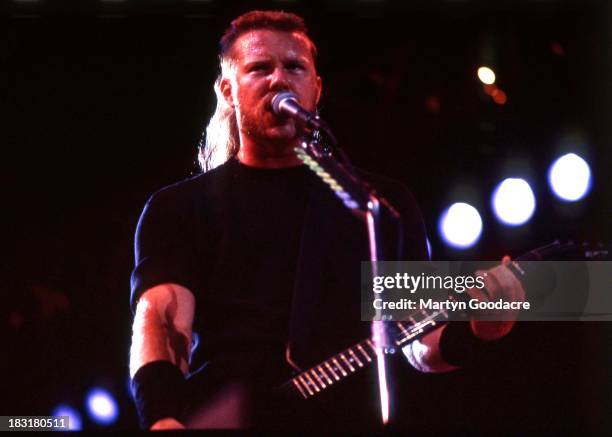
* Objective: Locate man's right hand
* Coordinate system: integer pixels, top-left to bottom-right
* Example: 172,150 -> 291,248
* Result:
150,417 -> 186,430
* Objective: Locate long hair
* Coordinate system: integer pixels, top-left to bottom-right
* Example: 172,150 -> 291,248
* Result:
197,71 -> 240,172
197,10 -> 316,173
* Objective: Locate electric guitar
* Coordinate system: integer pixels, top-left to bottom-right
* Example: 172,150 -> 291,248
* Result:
278,240 -> 608,400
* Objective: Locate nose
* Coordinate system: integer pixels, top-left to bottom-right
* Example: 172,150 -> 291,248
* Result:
269,67 -> 290,91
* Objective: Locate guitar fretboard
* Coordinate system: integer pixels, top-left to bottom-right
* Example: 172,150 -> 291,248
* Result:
287,306 -> 451,399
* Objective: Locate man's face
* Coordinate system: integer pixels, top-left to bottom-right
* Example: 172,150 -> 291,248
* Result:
221,29 -> 322,145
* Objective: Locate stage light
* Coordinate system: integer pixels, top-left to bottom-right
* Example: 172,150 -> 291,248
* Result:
86,388 -> 119,425
426,237 -> 432,260
548,153 -> 591,201
439,202 -> 482,249
51,404 -> 82,431
491,88 -> 507,105
477,66 -> 496,85
483,84 -> 496,96
492,178 -> 536,226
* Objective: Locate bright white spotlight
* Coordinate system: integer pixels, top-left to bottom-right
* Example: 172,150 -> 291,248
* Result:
492,178 -> 535,226
548,153 -> 592,201
439,202 -> 483,249
86,388 -> 119,425
51,404 -> 82,431
477,66 -> 496,85
492,178 -> 536,226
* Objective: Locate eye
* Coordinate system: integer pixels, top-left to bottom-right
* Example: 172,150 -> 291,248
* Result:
286,61 -> 305,72
247,63 -> 269,73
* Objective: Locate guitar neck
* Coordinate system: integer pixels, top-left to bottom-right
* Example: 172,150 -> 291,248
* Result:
283,305 -> 451,399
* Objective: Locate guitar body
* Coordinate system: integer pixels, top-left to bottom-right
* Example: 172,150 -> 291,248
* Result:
182,363 -> 382,430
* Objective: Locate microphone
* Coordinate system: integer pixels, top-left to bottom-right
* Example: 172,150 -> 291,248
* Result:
271,92 -> 325,130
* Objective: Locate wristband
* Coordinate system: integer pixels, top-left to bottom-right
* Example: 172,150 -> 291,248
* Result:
439,321 -> 491,367
131,360 -> 185,429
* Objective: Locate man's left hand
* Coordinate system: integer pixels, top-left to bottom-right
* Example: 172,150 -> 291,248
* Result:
467,256 -> 525,341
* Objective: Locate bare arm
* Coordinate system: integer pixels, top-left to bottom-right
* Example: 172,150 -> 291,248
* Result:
130,283 -> 195,429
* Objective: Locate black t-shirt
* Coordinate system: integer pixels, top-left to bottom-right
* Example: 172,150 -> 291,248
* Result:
130,158 -> 428,426
131,159 -> 314,376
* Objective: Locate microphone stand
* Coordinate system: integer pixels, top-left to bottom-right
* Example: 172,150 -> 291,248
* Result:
366,197 -> 394,425
294,126 -> 400,426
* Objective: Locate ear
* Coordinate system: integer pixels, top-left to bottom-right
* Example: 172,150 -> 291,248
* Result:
219,77 -> 234,108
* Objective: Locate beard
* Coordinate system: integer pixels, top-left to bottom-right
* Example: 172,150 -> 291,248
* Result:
236,97 -> 316,145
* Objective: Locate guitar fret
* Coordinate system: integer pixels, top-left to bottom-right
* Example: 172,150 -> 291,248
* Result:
302,372 -> 320,392
298,375 -> 314,396
419,311 -> 442,326
318,365 -> 333,384
396,322 -> 413,343
339,353 -> 355,372
332,357 -> 348,376
356,344 -> 372,362
292,378 -> 308,399
348,349 -> 363,367
324,361 -> 340,380
310,369 -> 326,388
396,322 -> 409,336
398,328 -> 421,344
366,339 -> 376,352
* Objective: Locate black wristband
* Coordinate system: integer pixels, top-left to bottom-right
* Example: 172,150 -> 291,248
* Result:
439,321 -> 491,367
131,360 -> 185,429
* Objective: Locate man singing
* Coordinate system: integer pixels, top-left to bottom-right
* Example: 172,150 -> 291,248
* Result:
129,10 -> 523,430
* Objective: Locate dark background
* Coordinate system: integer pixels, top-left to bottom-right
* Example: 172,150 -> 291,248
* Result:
2,0 -> 611,432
